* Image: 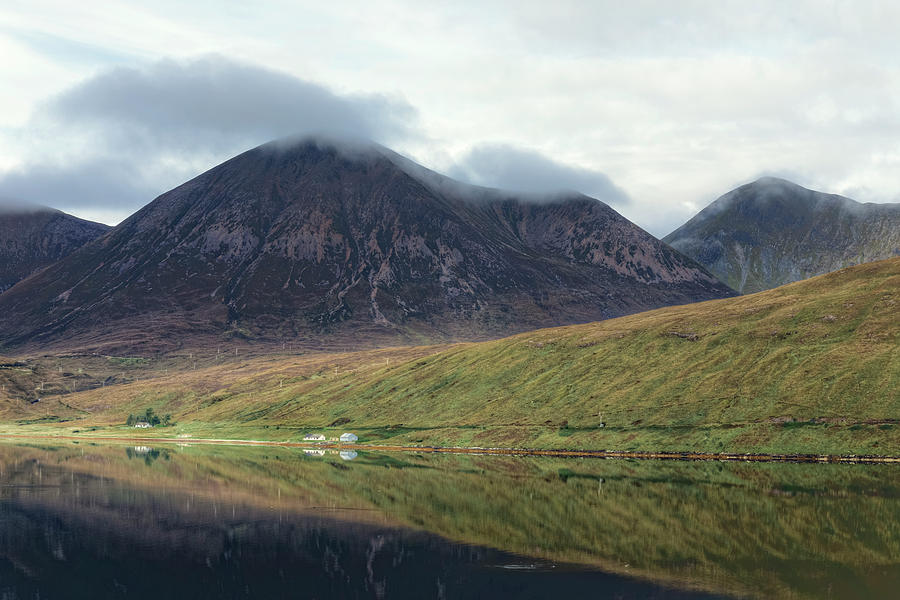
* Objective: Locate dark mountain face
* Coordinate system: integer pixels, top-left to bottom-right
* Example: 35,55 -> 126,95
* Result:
0,139 -> 732,353
664,177 -> 900,294
0,207 -> 110,293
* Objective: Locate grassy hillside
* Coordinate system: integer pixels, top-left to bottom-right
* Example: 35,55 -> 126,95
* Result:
1,258 -> 898,454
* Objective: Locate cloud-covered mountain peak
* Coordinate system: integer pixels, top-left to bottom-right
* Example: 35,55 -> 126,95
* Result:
0,140 -> 731,352
664,179 -> 900,293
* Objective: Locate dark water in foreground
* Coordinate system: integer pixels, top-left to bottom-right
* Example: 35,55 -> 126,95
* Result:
0,442 -> 897,599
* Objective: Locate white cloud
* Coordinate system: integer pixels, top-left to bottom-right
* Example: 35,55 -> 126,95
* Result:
1,1 -> 900,234
449,144 -> 629,206
0,55 -> 417,222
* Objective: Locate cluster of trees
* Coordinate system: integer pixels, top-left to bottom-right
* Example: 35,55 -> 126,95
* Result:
125,407 -> 172,427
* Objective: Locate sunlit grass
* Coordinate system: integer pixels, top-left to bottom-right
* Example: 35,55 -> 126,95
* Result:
2,258 -> 897,455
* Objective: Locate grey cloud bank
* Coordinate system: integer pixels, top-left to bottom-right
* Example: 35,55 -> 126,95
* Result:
0,196 -> 50,213
3,2 -> 900,236
0,56 -> 418,221
0,158 -> 153,216
449,144 -> 630,207
43,56 -> 417,151
0,55 -> 635,227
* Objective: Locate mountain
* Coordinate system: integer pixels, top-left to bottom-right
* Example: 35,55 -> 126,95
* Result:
0,206 -> 110,293
4,258 -> 897,456
663,177 -> 900,293
0,138 -> 733,353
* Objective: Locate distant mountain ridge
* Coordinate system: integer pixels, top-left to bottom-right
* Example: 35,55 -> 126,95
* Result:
0,138 -> 733,353
0,207 -> 110,293
663,177 -> 900,293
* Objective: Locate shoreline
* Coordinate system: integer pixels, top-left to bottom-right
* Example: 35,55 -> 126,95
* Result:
1,433 -> 898,463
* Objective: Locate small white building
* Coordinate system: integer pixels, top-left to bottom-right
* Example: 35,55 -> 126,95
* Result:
339,432 -> 358,443
304,433 -> 326,441
134,422 -> 152,428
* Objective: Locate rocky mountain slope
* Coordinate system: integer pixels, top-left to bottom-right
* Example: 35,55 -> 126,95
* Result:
4,258 -> 897,456
0,207 -> 109,293
664,177 -> 900,293
0,138 -> 732,352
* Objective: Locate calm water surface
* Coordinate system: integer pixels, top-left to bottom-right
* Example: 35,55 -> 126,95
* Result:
0,442 -> 897,599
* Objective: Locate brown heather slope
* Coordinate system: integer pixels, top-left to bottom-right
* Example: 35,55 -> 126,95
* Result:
0,137 -> 732,354
1,258 -> 896,455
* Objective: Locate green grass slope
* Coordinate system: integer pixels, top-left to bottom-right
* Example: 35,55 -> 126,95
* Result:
5,258 -> 899,455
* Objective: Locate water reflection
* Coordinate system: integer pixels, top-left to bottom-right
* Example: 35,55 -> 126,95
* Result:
124,446 -> 170,465
0,441 -> 897,599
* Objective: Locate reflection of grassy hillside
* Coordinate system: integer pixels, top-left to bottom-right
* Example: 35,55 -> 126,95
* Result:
3,259 -> 899,455
2,442 -> 896,600
328,455 -> 900,600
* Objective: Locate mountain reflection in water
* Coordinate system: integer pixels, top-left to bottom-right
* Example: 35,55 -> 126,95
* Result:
0,442 -> 897,599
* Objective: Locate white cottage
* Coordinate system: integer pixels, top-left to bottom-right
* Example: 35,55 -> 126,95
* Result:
134,422 -> 152,428
304,433 -> 326,441
339,432 -> 358,443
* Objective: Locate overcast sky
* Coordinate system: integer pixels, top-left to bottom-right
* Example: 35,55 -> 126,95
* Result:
1,1 -> 899,235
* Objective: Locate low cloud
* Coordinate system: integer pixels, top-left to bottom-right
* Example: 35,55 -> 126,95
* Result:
41,55 -> 416,152
0,196 -> 46,213
449,144 -> 630,206
0,55 -> 417,222
1,55 -> 634,224
0,158 -> 153,214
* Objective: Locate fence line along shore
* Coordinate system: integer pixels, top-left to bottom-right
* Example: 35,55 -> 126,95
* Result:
1,433 -> 898,463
